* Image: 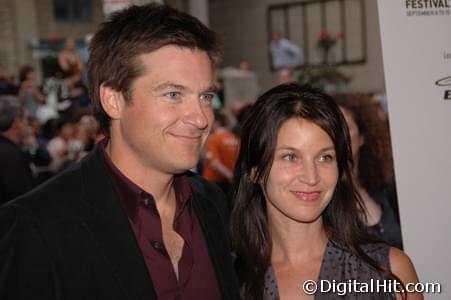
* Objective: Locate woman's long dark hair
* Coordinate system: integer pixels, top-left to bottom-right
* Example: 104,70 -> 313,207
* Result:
230,84 -> 401,299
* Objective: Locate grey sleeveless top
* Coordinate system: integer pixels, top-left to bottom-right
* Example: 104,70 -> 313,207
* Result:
264,241 -> 395,299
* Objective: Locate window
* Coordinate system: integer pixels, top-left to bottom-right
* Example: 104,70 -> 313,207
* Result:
267,0 -> 367,68
53,0 -> 93,22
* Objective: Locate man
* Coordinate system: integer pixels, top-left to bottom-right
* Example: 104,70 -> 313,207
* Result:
0,95 -> 34,205
269,31 -> 303,70
0,4 -> 239,300
0,66 -> 18,96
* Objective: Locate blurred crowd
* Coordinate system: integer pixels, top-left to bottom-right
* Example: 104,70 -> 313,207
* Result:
0,36 -> 101,205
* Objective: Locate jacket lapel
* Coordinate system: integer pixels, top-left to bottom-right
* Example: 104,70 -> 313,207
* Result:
79,147 -> 157,300
189,176 -> 240,300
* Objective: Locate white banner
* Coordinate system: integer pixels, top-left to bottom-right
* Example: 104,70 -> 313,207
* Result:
378,1 -> 451,298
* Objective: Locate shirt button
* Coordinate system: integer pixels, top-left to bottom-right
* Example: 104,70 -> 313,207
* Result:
151,241 -> 163,250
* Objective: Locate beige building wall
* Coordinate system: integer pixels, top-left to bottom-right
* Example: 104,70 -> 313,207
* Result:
14,1 -> 39,68
0,0 -> 18,75
209,0 -> 385,95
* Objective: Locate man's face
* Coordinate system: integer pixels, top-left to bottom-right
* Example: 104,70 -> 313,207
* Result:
65,38 -> 76,51
15,114 -> 30,141
272,31 -> 282,42
110,46 -> 215,175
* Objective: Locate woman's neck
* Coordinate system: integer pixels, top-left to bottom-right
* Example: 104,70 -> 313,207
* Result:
269,215 -> 328,265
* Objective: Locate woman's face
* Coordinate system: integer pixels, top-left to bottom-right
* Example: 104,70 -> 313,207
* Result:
340,107 -> 364,162
264,118 -> 339,225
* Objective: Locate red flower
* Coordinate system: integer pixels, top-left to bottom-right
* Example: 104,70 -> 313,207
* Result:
50,34 -> 60,43
319,31 -> 328,40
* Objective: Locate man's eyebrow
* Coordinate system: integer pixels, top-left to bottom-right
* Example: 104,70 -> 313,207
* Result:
203,85 -> 217,93
153,82 -> 217,94
153,82 -> 188,92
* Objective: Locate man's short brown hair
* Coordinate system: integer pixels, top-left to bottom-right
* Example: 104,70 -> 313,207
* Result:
88,3 -> 222,135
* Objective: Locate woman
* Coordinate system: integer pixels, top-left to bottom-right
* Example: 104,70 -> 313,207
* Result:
57,37 -> 84,87
334,93 -> 402,249
231,84 -> 421,299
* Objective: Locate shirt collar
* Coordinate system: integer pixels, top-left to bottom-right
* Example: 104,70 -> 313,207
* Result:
98,138 -> 192,221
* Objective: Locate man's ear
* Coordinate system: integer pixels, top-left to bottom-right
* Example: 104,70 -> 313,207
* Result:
99,83 -> 124,120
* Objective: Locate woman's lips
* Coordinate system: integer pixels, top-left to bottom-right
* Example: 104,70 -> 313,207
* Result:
291,191 -> 321,201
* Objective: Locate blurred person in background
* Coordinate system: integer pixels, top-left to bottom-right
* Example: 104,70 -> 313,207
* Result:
46,118 -> 82,174
276,67 -> 295,85
73,113 -> 99,160
0,65 -> 18,95
334,93 -> 403,249
79,33 -> 93,87
18,65 -> 45,118
238,60 -> 251,72
270,31 -> 303,70
0,95 -> 34,205
203,109 -> 240,199
25,116 -> 52,185
58,37 -> 84,89
57,37 -> 86,112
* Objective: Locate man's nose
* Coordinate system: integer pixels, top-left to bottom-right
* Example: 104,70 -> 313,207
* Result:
183,98 -> 210,130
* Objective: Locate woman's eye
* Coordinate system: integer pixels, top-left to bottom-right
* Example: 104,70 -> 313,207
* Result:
319,154 -> 335,162
282,153 -> 296,161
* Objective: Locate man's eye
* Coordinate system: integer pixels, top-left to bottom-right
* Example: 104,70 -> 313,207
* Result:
200,93 -> 214,103
164,91 -> 180,99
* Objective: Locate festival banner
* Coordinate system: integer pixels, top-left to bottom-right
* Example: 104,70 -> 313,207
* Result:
378,1 -> 451,298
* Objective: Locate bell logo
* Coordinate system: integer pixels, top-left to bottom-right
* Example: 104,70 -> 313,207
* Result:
435,76 -> 451,100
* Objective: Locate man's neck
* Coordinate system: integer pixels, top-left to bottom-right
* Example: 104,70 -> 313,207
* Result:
105,139 -> 175,204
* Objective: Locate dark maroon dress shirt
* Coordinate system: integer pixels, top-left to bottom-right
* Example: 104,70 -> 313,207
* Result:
100,141 -> 221,299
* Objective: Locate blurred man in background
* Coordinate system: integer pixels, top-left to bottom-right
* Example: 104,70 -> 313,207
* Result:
0,95 -> 34,205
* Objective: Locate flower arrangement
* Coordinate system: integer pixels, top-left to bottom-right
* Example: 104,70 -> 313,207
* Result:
297,31 -> 349,91
317,31 -> 343,64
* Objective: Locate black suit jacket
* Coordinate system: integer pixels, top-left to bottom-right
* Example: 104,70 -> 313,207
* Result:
0,146 -> 239,299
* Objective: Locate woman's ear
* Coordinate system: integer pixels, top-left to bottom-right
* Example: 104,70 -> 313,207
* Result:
359,134 -> 365,148
250,168 -> 266,192
99,83 -> 125,120
249,168 -> 258,183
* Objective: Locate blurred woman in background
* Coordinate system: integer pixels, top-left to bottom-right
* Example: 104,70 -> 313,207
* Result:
334,93 -> 402,249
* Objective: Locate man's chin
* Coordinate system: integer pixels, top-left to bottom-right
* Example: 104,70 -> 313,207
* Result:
171,162 -> 198,174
